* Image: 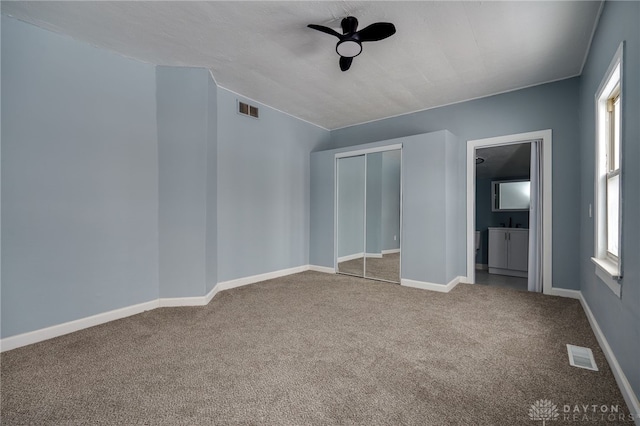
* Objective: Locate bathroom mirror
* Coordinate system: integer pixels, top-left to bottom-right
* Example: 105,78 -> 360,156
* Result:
336,149 -> 401,283
492,179 -> 530,211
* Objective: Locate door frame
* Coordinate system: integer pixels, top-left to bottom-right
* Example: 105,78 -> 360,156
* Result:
466,130 -> 553,295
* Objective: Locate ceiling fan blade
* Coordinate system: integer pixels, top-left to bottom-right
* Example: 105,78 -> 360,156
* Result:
341,16 -> 359,35
307,24 -> 341,39
356,22 -> 396,42
339,56 -> 353,72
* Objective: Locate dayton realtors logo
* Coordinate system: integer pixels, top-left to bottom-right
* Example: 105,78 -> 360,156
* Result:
529,399 -> 559,425
561,403 -> 636,423
529,399 -> 637,423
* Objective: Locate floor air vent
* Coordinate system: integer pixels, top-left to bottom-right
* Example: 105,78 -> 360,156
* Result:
566,344 -> 598,371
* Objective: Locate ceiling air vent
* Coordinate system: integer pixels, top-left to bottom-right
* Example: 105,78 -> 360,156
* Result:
238,100 -> 259,119
566,344 -> 598,371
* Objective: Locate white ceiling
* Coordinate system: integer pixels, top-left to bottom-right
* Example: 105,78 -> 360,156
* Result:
1,1 -> 602,130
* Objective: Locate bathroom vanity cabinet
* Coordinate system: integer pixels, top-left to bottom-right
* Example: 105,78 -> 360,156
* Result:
488,228 -> 529,278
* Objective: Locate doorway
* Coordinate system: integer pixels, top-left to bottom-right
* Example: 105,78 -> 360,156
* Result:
466,130 -> 553,294
474,142 -> 531,291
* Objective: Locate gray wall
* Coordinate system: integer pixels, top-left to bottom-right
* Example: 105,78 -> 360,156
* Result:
578,1 -> 640,401
205,75 -> 218,293
402,131 -> 462,284
338,156 -> 365,258
310,131 -> 464,285
157,66 -> 213,298
1,16 -> 330,339
216,88 -> 329,282
328,77 -> 581,290
475,177 -> 530,265
310,150 -> 338,269
1,17 -> 159,337
444,133 -> 461,282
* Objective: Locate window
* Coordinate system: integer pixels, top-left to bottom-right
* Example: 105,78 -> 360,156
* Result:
606,86 -> 620,257
592,42 -> 623,297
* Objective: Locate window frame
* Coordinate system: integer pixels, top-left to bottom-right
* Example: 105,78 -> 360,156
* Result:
592,42 -> 623,297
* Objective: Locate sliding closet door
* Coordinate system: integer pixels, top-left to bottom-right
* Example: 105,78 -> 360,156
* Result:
336,149 -> 401,283
336,155 -> 365,277
364,150 -> 401,283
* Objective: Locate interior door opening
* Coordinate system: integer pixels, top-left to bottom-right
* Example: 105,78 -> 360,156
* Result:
474,142 -> 532,292
466,130 -> 552,295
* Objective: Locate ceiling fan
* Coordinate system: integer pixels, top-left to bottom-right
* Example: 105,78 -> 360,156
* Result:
308,16 -> 396,71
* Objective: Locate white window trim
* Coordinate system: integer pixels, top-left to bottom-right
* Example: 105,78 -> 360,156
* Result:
591,257 -> 621,297
592,42 -> 623,297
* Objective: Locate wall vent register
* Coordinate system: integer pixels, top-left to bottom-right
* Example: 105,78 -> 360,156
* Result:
238,100 -> 259,118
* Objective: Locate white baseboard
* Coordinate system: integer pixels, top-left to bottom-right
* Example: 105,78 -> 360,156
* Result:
308,265 -> 335,274
382,248 -> 400,255
216,265 -> 310,291
547,287 -> 581,299
401,276 -> 462,293
337,253 -> 364,262
0,299 -> 159,352
0,265 -> 312,352
365,252 -> 383,258
578,293 -> 640,421
158,285 -> 220,307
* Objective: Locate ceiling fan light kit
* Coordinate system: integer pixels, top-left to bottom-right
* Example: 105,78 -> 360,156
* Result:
308,16 -> 396,71
336,40 -> 362,58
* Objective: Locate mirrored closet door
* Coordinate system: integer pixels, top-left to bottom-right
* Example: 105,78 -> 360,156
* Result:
336,149 -> 401,283
337,155 -> 366,277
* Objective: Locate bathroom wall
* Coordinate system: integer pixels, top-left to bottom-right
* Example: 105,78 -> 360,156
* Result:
475,176 -> 530,266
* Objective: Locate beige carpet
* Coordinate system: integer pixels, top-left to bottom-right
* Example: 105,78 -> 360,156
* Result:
1,271 -> 631,425
339,253 -> 400,282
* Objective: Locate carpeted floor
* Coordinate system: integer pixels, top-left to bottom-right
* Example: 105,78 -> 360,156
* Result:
339,253 -> 400,282
1,271 -> 632,425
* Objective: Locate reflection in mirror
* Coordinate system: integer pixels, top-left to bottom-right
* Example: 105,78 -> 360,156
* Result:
364,150 -> 401,283
492,179 -> 530,211
337,155 -> 365,277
